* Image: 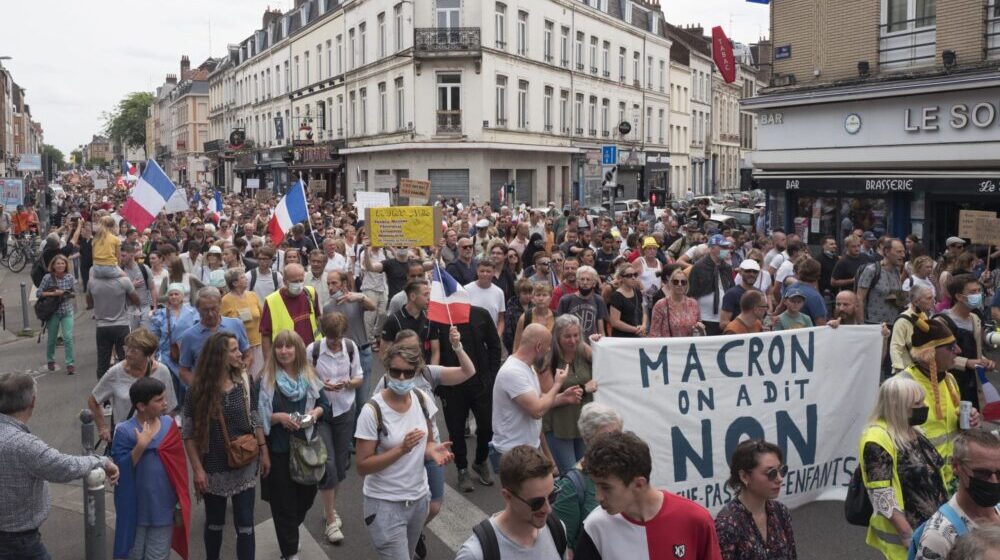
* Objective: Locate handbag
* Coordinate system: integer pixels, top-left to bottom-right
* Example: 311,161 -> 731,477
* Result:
218,373 -> 259,469
844,465 -> 873,526
289,429 -> 327,485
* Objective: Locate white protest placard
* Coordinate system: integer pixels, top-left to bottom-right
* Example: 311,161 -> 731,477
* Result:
1,179 -> 24,211
592,325 -> 881,514
164,188 -> 189,213
354,190 -> 391,219
93,179 -> 108,191
246,178 -> 261,189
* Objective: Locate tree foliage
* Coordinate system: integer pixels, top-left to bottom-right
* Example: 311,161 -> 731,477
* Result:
70,149 -> 83,166
104,92 -> 153,158
40,144 -> 65,170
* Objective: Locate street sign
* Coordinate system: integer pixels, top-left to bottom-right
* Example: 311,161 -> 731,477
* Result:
617,121 -> 632,136
602,146 -> 618,166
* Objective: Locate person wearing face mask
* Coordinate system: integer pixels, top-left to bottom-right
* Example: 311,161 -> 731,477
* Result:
938,274 -> 996,405
554,266 -> 607,339
260,263 -> 322,361
912,429 -> 1000,560
859,376 -> 949,559
688,235 -> 735,336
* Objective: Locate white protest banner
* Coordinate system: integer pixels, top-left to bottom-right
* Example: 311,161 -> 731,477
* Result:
592,325 -> 881,514
354,190 -> 391,219
246,178 -> 261,189
164,188 -> 189,213
93,179 -> 108,191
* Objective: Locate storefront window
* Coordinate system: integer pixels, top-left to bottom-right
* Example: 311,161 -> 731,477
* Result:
767,190 -> 785,235
786,193 -> 890,245
794,196 -> 837,245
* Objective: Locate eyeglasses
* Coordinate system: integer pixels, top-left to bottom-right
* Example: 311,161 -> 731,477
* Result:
964,465 -> 1000,482
621,273 -> 639,279
508,487 -> 561,511
538,261 -> 551,266
766,465 -> 789,481
388,367 -> 418,380
460,245 -> 473,249
671,279 -> 688,286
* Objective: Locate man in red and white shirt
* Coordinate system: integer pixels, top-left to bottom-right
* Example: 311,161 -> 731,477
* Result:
575,432 -> 722,560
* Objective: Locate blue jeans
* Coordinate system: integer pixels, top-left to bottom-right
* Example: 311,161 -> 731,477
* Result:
545,432 -> 586,475
203,487 -> 255,560
128,525 -> 172,560
0,530 -> 50,560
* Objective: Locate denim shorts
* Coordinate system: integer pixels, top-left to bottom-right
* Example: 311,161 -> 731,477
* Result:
424,458 -> 444,503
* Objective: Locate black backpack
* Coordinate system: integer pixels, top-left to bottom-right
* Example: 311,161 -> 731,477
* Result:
249,268 -> 279,292
34,295 -> 62,323
473,513 -> 567,560
311,338 -> 357,369
853,262 -> 882,320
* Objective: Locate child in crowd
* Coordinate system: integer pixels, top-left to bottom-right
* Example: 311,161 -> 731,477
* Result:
111,377 -> 190,560
775,287 -> 813,331
92,214 -> 125,279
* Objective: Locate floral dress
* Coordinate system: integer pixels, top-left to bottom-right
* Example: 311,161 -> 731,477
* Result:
649,296 -> 700,337
863,433 -> 948,530
715,498 -> 798,560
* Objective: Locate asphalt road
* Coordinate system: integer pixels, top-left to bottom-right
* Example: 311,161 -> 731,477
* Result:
0,264 -> 884,559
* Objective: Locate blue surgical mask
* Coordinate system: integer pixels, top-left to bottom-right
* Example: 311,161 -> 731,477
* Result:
719,249 -> 731,259
387,378 -> 416,395
966,293 -> 983,309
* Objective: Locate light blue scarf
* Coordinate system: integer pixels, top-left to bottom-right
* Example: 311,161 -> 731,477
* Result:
276,369 -> 308,401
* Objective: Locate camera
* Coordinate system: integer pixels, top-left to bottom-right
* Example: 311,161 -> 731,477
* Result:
986,330 -> 1000,349
290,412 -> 314,428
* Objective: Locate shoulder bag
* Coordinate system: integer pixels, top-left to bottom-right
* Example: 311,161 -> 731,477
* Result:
218,372 -> 259,469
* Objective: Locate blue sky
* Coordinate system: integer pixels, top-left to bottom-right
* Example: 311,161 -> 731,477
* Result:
2,0 -> 769,156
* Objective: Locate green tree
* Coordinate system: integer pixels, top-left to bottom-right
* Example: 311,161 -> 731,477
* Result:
40,144 -> 65,170
104,91 -> 153,159
70,149 -> 84,167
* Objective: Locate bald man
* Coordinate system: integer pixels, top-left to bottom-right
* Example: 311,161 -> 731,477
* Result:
488,323 -> 582,472
260,263 -> 322,357
834,290 -> 862,325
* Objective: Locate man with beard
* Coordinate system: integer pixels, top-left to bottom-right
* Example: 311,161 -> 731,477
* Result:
550,258 -> 579,311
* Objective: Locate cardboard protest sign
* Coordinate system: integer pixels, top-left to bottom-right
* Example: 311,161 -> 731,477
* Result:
959,209 -> 995,242
399,179 -> 431,204
365,206 -> 442,248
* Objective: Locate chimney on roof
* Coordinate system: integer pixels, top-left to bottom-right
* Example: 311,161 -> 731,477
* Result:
180,55 -> 190,77
263,7 -> 282,29
166,74 -> 178,84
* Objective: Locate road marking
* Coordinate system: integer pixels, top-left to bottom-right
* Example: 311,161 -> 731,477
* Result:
427,484 -> 495,552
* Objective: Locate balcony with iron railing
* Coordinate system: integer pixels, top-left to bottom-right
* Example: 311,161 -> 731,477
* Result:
987,4 -> 1000,58
878,16 -> 936,70
437,110 -> 462,134
414,27 -> 482,59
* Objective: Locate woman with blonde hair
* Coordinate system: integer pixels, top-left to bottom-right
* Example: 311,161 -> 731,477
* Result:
258,330 -> 330,560
859,375 -> 948,559
221,268 -> 264,379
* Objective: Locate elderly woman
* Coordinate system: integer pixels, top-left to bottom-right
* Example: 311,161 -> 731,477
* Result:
88,328 -> 178,442
150,283 -> 199,401
551,402 -> 623,554
37,254 -> 77,373
221,267 -> 264,379
540,314 -> 598,474
715,439 -> 798,559
859,375 -> 949,559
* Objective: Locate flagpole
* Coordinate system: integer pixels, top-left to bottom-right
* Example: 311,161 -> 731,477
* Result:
300,180 -> 322,249
434,261 -> 455,326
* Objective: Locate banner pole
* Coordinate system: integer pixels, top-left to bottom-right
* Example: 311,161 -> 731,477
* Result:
434,261 -> 455,326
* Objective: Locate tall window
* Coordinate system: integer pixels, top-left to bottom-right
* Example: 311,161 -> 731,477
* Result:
589,37 -> 598,73
395,77 -> 405,130
601,98 -> 609,136
337,94 -> 344,135
602,41 -> 610,77
326,41 -> 333,78
659,60 -> 666,92
619,47 -> 626,80
646,56 -> 653,88
275,65 -> 281,96
560,90 -> 569,132
316,45 -> 322,80
437,0 -> 459,28
543,86 -> 553,131
646,107 -> 653,142
574,93 -> 583,134
575,32 -> 584,70
349,91 -> 356,135
618,101 -> 626,130
284,61 -> 289,93
517,80 -> 528,129
633,52 -> 640,85
359,23 -> 367,65
294,56 -> 300,89
378,82 -> 387,132
560,27 -> 570,67
588,96 -> 597,135
336,35 -> 344,74
360,88 -> 368,134
437,74 -> 461,132
658,109 -> 665,144
517,11 -> 528,56
886,0 -> 936,32
495,3 -> 507,49
348,29 -> 356,70
394,4 -> 404,51
304,51 -> 311,85
543,21 -> 554,62
378,13 -> 386,59
495,75 -> 508,126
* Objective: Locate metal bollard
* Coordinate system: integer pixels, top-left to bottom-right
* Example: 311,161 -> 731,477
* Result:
84,467 -> 107,560
17,281 -> 33,337
80,409 -> 106,560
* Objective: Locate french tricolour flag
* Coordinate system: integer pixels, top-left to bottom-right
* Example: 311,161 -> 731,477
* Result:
123,160 -> 138,181
209,190 -> 225,222
268,180 -> 309,245
120,160 -> 176,232
428,264 -> 471,325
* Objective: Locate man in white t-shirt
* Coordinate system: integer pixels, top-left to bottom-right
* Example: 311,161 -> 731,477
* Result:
247,247 -> 283,307
914,429 -> 1000,560
489,324 -> 581,472
773,240 -> 806,297
465,260 -> 506,336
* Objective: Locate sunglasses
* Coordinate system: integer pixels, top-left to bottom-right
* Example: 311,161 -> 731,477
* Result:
388,367 -> 418,380
964,465 -> 1000,482
671,279 -> 688,286
621,273 -> 639,278
766,465 -> 789,481
509,487 -> 561,511
538,261 -> 551,266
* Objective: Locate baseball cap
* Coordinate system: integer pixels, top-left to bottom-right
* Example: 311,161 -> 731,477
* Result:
863,231 -> 877,241
476,218 -> 490,229
208,245 -> 223,255
642,236 -> 659,249
784,286 -> 806,300
945,236 -> 966,247
708,234 -> 732,247
739,259 -> 761,272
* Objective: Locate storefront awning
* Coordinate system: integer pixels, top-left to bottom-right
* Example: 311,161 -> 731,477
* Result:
755,171 -> 1000,195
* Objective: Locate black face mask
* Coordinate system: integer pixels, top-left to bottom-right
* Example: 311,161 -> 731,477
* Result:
908,406 -> 929,426
967,475 -> 1000,508
578,286 -> 594,297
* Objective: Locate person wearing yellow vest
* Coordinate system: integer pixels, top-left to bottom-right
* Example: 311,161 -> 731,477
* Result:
260,264 -> 321,359
859,376 -> 948,559
899,315 -> 983,490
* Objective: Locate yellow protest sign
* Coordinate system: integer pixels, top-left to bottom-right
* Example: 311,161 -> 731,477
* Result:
366,206 -> 442,247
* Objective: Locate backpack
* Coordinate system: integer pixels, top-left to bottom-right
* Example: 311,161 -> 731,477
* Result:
854,262 -> 882,321
843,464 -> 873,527
30,258 -> 47,287
311,337 -> 357,370
366,389 -> 430,447
473,513 -> 567,560
34,294 -> 62,323
907,503 -> 967,560
249,268 -> 278,292
559,467 -> 588,511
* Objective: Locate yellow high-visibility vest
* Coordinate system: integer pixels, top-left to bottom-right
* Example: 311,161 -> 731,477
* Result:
899,364 -> 961,489
264,286 -> 319,342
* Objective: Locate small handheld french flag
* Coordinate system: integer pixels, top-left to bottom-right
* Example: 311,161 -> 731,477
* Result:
428,264 -> 471,325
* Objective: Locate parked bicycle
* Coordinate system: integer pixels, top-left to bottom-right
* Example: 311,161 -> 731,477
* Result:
3,234 -> 39,273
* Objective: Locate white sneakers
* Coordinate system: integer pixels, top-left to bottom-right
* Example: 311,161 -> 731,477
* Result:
325,512 -> 344,544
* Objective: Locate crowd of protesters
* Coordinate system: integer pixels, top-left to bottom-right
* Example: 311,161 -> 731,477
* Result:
1,176 -> 1000,560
